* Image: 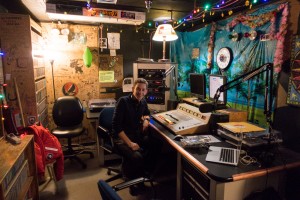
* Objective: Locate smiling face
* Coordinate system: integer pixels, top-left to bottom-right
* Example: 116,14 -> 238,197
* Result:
132,79 -> 148,102
132,83 -> 148,102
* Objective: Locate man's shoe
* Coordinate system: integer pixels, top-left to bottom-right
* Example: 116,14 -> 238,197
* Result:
129,183 -> 147,196
129,185 -> 139,196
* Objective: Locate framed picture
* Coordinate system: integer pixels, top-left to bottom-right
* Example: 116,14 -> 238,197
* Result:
99,38 -> 107,49
287,35 -> 300,106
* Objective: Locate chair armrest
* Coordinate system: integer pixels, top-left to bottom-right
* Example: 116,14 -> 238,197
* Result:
97,125 -> 115,153
97,125 -> 109,134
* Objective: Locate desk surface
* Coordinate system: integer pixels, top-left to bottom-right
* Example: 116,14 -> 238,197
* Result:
150,119 -> 300,182
182,97 -> 207,106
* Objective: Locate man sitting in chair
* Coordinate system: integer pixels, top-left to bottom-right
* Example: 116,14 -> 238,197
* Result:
112,78 -> 162,192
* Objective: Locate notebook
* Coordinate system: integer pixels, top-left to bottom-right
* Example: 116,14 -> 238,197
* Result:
205,146 -> 240,166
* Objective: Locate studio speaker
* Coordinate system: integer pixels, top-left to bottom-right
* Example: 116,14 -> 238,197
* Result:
167,100 -> 179,110
209,113 -> 229,135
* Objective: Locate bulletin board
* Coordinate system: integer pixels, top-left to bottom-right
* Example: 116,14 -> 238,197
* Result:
99,54 -> 123,98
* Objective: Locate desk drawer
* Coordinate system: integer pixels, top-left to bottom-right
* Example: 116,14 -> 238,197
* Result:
182,157 -> 210,198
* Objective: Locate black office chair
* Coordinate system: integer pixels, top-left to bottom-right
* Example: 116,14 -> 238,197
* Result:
97,107 -> 155,197
97,107 -> 122,182
52,96 -> 94,169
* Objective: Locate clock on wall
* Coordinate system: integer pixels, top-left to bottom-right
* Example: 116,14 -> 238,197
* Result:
216,47 -> 232,70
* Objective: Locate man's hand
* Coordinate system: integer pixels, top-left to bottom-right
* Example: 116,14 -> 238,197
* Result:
142,119 -> 150,132
129,142 -> 140,151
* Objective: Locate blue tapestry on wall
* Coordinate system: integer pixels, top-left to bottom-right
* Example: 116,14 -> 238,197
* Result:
170,3 -> 286,126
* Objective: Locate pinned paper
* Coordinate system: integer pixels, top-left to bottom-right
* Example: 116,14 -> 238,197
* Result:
99,71 -> 114,83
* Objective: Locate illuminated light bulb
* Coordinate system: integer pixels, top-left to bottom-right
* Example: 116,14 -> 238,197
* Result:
210,11 -> 212,15
221,12 -> 224,17
216,4 -> 220,8
0,52 -> 4,56
253,0 -> 258,3
250,3 -> 252,9
197,8 -> 200,12
2,117 -> 4,120
3,105 -> 8,109
136,29 -> 138,33
212,11 -> 215,15
228,10 -> 233,15
245,0 -> 250,6
147,30 -> 149,33
222,1 -> 225,4
120,30 -> 123,33
194,10 -> 197,14
203,18 -> 205,22
192,23 -> 194,27
183,23 -> 186,26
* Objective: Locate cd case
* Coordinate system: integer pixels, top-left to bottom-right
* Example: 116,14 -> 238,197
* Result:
180,135 -> 220,148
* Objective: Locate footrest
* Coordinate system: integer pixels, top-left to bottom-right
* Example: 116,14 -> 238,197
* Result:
113,177 -> 151,191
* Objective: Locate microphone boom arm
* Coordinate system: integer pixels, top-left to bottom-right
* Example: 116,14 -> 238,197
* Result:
214,63 -> 274,124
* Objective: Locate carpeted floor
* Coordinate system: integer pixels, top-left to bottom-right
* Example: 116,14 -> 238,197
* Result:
39,150 -> 177,200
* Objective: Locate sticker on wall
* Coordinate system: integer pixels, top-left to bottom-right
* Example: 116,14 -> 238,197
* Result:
62,82 -> 79,96
28,116 -> 36,125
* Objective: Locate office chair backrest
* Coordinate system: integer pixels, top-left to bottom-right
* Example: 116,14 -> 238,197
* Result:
98,107 -> 115,131
52,96 -> 84,127
97,180 -> 122,200
98,107 -> 115,152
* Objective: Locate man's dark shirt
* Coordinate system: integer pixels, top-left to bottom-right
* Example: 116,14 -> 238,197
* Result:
112,94 -> 150,138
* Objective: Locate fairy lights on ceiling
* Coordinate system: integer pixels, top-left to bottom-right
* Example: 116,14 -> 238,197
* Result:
170,0 -> 270,28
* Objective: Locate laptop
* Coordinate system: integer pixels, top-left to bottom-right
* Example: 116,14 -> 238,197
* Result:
205,146 -> 240,166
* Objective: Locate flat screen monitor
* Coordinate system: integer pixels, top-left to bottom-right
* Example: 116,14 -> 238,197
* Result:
190,73 -> 206,102
209,74 -> 227,104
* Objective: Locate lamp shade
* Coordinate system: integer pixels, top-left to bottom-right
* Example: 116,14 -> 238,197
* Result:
152,24 -> 178,42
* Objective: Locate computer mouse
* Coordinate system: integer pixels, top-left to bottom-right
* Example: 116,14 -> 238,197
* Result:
173,135 -> 184,141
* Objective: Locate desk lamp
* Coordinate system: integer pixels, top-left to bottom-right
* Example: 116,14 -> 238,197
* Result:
152,24 -> 178,62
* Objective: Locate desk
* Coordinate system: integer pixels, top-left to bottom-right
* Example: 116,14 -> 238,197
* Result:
150,120 -> 300,200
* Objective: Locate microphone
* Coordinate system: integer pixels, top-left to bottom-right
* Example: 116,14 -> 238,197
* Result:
199,103 -> 215,113
199,102 -> 227,113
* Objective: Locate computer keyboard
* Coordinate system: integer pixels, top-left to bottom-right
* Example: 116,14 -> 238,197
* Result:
220,148 -> 235,163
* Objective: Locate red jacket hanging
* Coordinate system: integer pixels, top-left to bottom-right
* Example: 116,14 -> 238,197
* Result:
21,124 -> 64,181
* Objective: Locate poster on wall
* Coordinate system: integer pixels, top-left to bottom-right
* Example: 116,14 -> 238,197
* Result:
107,33 -> 120,49
287,35 -> 300,106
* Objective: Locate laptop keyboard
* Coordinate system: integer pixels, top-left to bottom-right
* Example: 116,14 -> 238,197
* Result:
220,148 -> 235,163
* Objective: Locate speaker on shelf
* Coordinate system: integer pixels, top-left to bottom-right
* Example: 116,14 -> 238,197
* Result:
167,100 -> 179,110
209,113 -> 229,135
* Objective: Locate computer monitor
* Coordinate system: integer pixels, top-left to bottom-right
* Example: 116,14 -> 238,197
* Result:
190,73 -> 206,102
209,74 -> 227,104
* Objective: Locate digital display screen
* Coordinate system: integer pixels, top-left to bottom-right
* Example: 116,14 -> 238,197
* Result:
209,74 -> 227,104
